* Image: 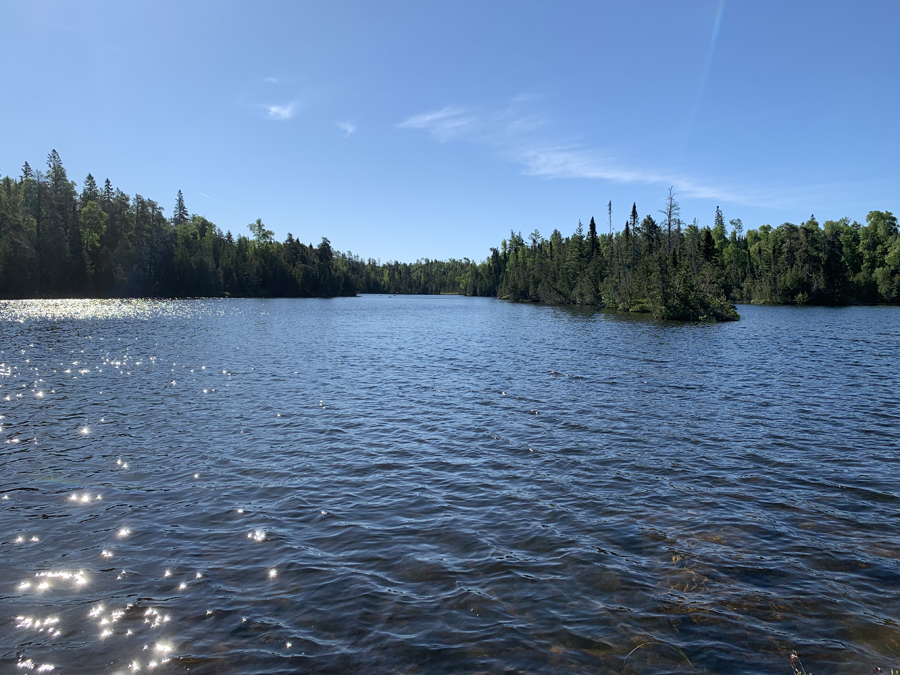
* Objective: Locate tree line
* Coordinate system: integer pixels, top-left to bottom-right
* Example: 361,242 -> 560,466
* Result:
482,194 -> 899,320
0,151 -> 368,298
1,152 -> 897,320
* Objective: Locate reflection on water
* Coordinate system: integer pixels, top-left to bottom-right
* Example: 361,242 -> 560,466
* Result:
1,297 -> 899,674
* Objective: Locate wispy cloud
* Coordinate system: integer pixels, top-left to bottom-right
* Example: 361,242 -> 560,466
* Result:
515,146 -> 742,201
399,98 -> 544,144
399,98 -> 756,206
239,77 -> 309,122
516,146 -> 658,182
398,106 -> 475,142
336,121 -> 357,137
265,102 -> 298,121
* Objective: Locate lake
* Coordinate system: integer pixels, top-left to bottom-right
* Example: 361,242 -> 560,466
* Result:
1,296 -> 898,674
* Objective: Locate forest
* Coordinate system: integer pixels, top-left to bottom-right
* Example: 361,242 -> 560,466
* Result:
1,151 -> 898,320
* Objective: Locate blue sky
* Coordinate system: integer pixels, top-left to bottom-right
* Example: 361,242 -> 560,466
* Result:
2,1 -> 898,262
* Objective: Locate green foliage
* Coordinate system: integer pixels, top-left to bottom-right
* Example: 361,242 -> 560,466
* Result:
493,199 -> 741,321
248,218 -> 274,245
735,210 -> 898,305
0,153 -> 359,299
484,200 -> 897,316
1,153 -> 896,314
78,200 -> 107,275
172,190 -> 189,226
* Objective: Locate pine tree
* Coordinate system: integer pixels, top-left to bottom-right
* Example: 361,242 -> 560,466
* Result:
43,149 -> 78,291
629,203 -> 639,269
21,162 -> 33,180
641,214 -> 660,251
712,206 -> 727,256
701,228 -> 716,262
588,216 -> 598,256
47,149 -> 62,172
714,205 -> 725,231
173,190 -> 189,225
82,174 -> 100,204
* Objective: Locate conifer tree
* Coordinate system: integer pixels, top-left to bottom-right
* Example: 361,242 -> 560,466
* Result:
714,205 -> 725,231
82,174 -> 100,204
588,216 -> 598,256
173,190 -> 189,225
712,206 -> 727,257
42,149 -> 77,290
629,203 -> 639,269
701,228 -> 716,262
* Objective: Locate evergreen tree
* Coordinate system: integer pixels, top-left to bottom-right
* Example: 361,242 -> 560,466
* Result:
714,205 -> 725,231
629,203 -> 639,269
82,174 -> 100,204
701,228 -> 717,262
588,216 -> 598,256
79,200 -> 108,278
629,203 -> 639,236
173,189 -> 189,225
712,206 -> 727,255
42,149 -> 78,292
641,215 -> 660,251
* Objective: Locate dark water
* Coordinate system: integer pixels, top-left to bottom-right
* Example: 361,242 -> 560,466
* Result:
1,297 -> 898,675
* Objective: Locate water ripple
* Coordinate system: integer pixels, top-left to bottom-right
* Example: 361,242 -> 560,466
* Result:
0,298 -> 898,674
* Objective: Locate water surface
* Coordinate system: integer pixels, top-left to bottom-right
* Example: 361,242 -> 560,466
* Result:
1,297 -> 898,674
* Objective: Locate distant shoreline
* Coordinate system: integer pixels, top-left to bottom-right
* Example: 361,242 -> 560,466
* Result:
2,154 -> 896,317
